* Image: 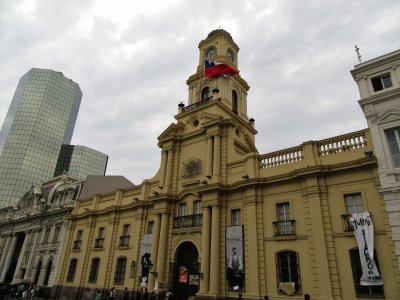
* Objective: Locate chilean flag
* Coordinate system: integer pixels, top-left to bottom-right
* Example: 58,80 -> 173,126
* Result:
204,60 -> 238,77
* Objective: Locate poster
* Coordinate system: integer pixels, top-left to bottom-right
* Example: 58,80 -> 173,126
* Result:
226,225 -> 244,291
352,212 -> 383,286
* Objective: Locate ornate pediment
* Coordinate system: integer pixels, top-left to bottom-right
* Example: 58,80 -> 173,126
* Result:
372,109 -> 400,125
158,122 -> 185,142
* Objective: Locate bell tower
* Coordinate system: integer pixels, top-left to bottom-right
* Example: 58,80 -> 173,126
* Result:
186,29 -> 250,123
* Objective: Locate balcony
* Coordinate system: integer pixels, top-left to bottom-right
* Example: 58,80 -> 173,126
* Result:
73,240 -> 81,250
341,214 -> 354,232
182,97 -> 211,113
94,238 -> 104,249
273,220 -> 296,236
119,235 -> 130,247
173,214 -> 202,229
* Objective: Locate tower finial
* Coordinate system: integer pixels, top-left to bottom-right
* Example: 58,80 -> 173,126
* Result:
354,45 -> 362,63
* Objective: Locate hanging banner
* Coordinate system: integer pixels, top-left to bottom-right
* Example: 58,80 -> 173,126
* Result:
140,234 -> 153,279
226,225 -> 244,291
351,212 -> 383,286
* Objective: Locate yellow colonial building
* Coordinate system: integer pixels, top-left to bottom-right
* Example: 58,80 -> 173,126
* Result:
55,30 -> 400,300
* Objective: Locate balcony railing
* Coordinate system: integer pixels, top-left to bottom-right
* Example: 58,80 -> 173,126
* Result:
341,214 -> 354,232
182,97 -> 211,112
73,240 -> 81,250
94,238 -> 104,249
273,220 -> 296,236
173,214 -> 202,228
119,235 -> 130,246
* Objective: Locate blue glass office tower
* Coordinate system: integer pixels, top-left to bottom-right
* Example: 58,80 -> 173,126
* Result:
0,68 -> 107,207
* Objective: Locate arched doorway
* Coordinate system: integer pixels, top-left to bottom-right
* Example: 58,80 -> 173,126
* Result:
172,242 -> 199,300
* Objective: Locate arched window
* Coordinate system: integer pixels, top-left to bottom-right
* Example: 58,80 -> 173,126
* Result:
202,87 -> 210,100
89,257 -> 100,283
276,250 -> 301,295
67,258 -> 78,282
114,256 -> 127,284
34,260 -> 42,285
232,90 -> 238,113
43,260 -> 52,286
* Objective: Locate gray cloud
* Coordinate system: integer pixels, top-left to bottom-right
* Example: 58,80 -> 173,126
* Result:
1,0 -> 399,184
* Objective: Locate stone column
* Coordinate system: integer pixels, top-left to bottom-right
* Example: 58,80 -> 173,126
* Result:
246,200 -> 260,296
0,234 -> 18,282
13,232 -> 30,281
0,235 -> 10,273
209,206 -> 220,294
212,135 -> 220,178
148,214 -> 161,290
206,136 -> 213,178
159,150 -> 168,188
165,150 -> 174,188
27,230 -> 40,280
156,213 -> 169,283
199,206 -> 211,293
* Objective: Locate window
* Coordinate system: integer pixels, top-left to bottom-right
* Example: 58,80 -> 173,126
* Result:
343,193 -> 364,231
53,224 -> 61,243
231,209 -> 241,225
276,251 -> 301,295
73,230 -> 83,250
94,227 -> 105,248
43,225 -> 51,243
88,258 -> 100,283
67,258 -> 78,282
193,200 -> 201,215
345,193 -> 364,214
274,202 -> 295,236
371,73 -> 393,92
349,248 -> 384,297
147,221 -> 154,234
114,256 -> 127,284
201,87 -> 210,100
385,126 -> 400,168
179,203 -> 187,216
43,261 -> 52,286
232,90 -> 238,113
120,224 -> 131,246
193,200 -> 202,226
130,261 -> 136,278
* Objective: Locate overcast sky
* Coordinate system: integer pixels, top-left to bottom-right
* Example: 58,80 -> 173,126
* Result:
0,0 -> 399,185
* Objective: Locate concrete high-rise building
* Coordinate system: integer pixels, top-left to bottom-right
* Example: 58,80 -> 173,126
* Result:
0,68 -> 108,207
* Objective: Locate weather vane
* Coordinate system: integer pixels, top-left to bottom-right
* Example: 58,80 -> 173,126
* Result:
354,45 -> 362,63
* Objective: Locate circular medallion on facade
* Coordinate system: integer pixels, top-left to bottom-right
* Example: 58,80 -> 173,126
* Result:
182,157 -> 202,178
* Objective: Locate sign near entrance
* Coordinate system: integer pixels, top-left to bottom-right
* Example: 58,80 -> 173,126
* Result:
179,266 -> 188,283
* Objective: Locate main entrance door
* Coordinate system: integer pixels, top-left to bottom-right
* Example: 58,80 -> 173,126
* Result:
172,242 -> 199,300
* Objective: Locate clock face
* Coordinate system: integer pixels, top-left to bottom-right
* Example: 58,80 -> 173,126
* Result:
227,49 -> 235,63
206,47 -> 216,60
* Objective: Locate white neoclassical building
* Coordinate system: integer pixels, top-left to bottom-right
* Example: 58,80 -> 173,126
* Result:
352,49 -> 400,270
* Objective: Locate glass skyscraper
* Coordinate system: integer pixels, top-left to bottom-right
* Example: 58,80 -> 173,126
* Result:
0,68 -> 107,207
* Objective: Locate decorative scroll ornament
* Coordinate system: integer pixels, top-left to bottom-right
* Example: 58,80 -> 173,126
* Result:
182,157 -> 202,178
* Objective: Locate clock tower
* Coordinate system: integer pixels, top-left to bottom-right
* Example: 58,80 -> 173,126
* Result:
186,29 -> 251,123
156,29 -> 258,194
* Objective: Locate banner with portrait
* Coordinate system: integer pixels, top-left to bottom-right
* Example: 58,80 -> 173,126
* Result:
351,212 -> 383,286
140,234 -> 153,282
226,225 -> 244,291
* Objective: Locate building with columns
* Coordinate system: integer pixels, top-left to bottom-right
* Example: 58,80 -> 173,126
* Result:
0,172 -> 83,295
0,174 -> 134,297
55,30 -> 400,300
351,50 -> 400,271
